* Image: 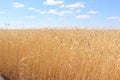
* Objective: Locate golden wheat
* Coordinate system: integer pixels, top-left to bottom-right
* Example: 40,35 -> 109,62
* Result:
0,29 -> 120,80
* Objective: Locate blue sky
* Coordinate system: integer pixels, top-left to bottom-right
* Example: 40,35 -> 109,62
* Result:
0,0 -> 120,29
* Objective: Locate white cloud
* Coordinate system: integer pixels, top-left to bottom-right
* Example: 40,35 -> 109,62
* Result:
12,3 -> 24,8
88,10 -> 98,14
48,9 -> 73,16
58,11 -> 73,16
43,0 -> 64,5
66,2 -> 84,8
25,16 -> 37,19
48,9 -> 56,14
36,10 -> 46,14
28,7 -> 36,11
108,16 -> 120,20
28,7 -> 46,14
76,14 -> 90,19
0,11 -> 6,14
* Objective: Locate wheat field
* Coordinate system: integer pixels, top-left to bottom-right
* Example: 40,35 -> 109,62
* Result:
0,29 -> 120,80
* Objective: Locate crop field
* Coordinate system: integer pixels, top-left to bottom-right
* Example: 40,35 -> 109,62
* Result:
0,29 -> 120,80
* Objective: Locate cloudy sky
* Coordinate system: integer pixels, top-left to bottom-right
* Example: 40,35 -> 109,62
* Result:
0,0 -> 120,28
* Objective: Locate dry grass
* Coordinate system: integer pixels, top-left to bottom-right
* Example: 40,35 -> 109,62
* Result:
0,29 -> 120,80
